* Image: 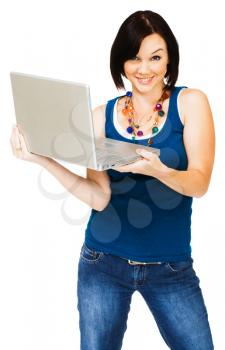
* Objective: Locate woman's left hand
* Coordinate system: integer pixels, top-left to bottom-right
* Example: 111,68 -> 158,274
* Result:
114,148 -> 168,177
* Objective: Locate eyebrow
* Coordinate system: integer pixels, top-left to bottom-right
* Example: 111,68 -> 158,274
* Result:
151,48 -> 164,54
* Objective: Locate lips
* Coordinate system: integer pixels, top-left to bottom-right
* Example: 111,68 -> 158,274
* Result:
136,76 -> 154,85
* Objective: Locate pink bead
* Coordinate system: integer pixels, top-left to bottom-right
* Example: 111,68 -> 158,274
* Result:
155,103 -> 162,111
137,130 -> 143,136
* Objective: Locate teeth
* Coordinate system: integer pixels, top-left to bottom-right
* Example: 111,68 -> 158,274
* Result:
137,77 -> 153,83
137,76 -> 153,80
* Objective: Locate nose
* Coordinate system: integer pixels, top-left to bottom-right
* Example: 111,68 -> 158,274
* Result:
136,60 -> 152,75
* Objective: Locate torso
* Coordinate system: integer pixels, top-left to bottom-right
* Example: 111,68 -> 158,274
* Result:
86,86 -> 194,262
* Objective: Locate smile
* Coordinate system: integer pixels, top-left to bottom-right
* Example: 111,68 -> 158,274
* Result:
136,76 -> 154,85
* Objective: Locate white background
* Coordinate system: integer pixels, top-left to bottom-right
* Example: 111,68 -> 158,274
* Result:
1,0 -> 225,349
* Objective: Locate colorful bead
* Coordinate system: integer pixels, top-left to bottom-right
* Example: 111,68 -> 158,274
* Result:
127,126 -> 133,134
126,91 -> 132,97
155,103 -> 162,111
137,130 -> 143,136
152,126 -> 159,134
128,105 -> 133,112
158,110 -> 165,117
122,108 -> 128,115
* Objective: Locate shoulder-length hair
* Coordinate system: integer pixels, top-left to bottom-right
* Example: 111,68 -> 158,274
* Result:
110,10 -> 179,91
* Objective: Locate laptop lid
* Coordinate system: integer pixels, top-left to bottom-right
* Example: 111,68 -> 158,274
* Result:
10,72 -> 98,168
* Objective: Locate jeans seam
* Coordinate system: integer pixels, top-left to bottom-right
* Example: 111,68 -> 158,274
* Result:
80,253 -> 104,263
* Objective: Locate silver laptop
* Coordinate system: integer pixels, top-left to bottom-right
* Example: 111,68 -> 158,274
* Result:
10,72 -> 160,171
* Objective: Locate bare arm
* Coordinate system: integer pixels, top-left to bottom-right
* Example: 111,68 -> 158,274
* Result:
155,88 -> 215,197
10,104 -> 111,211
38,156 -> 111,211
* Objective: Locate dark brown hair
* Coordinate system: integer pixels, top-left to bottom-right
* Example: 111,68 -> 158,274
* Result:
110,10 -> 179,91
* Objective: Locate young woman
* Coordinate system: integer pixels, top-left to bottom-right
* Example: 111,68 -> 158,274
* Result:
10,10 -> 215,350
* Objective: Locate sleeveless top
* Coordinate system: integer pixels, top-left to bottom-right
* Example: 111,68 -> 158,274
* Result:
84,86 -> 193,262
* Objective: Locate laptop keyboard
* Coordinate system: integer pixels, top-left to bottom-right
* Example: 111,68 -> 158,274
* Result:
95,138 -> 142,169
96,151 -> 140,168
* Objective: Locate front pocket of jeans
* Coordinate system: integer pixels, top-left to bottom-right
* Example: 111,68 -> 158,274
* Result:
80,244 -> 104,263
166,260 -> 193,272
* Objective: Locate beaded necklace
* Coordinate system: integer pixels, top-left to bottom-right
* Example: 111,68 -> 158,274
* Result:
122,90 -> 170,145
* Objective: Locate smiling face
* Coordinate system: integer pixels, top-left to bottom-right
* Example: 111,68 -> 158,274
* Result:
123,33 -> 169,95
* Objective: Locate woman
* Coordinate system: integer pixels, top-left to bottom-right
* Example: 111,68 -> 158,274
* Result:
10,10 -> 215,350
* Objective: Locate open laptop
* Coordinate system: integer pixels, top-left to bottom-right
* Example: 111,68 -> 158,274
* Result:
10,72 -> 160,171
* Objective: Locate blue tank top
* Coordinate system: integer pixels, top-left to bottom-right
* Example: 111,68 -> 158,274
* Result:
84,86 -> 193,262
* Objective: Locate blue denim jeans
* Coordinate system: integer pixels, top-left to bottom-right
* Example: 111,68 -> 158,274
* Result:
77,243 -> 214,350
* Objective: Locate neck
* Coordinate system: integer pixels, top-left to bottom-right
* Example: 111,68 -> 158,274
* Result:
131,82 -> 166,108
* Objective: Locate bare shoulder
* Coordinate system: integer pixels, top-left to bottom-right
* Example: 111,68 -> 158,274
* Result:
92,104 -> 107,138
181,87 -> 209,102
179,88 -> 212,124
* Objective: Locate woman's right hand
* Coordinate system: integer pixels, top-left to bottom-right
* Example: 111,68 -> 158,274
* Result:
10,125 -> 50,165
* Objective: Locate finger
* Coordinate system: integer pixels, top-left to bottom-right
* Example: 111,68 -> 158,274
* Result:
14,127 -> 22,150
9,127 -> 16,148
114,164 -> 133,172
113,165 -> 127,172
18,131 -> 29,152
12,127 -> 25,159
113,166 -> 123,172
10,128 -> 20,157
136,148 -> 154,160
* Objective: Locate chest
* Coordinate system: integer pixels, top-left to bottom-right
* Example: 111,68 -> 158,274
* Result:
116,96 -> 172,137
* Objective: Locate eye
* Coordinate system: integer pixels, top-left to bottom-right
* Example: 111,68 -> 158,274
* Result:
151,55 -> 161,61
130,56 -> 140,61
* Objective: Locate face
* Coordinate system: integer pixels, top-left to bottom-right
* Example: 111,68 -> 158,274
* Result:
123,33 -> 169,94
